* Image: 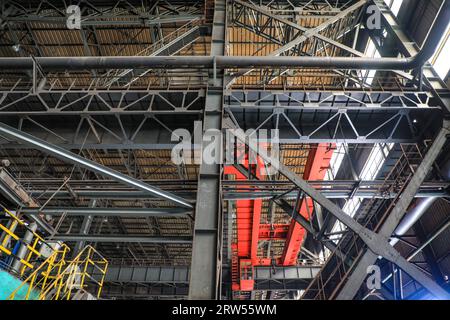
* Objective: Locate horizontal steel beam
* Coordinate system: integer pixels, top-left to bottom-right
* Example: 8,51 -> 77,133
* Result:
98,265 -> 191,284
92,265 -> 321,291
24,180 -> 448,200
0,54 -> 442,71
253,266 -> 321,291
224,190 -> 448,200
19,207 -> 192,217
24,189 -> 447,201
0,0 -> 447,72
0,0 -> 448,74
100,284 -> 188,299
0,115 -> 437,148
50,235 -> 192,244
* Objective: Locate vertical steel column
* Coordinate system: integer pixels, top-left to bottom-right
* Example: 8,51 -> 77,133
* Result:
72,199 -> 96,258
336,121 -> 450,300
188,0 -> 226,300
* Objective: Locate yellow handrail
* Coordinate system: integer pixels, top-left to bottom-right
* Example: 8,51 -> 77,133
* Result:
7,244 -> 70,300
0,207 -> 54,274
1,207 -> 109,300
38,245 -> 108,300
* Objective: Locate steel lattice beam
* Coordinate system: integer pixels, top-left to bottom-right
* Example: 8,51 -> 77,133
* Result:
228,0 -> 368,86
0,88 -> 441,148
91,264 -> 321,291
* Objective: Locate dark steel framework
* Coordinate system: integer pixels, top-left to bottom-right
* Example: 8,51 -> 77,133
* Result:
0,0 -> 448,300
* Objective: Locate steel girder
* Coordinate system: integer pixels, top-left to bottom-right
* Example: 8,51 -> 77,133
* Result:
20,179 -> 448,201
0,86 -> 204,150
253,266 -> 321,291
228,0 -> 369,86
100,283 -> 188,299
90,264 -> 321,291
0,87 -> 205,116
0,87 -> 442,148
188,0 -> 226,300
98,265 -> 191,284
0,124 -> 196,150
225,90 -> 443,144
1,0 -> 203,27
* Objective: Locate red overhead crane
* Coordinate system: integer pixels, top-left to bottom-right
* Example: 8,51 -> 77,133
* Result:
280,144 -> 334,266
226,144 -> 334,293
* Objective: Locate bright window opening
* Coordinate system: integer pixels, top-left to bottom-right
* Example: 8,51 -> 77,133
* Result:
361,39 -> 381,85
328,143 -> 394,242
430,22 -> 450,80
384,0 -> 404,16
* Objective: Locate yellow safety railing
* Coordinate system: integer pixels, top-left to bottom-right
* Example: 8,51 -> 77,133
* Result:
1,207 -> 109,300
7,245 -> 108,300
37,245 -> 108,300
0,207 -> 55,275
6,243 -> 70,300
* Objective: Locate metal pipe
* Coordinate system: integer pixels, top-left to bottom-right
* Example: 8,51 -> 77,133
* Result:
0,1 -> 447,71
0,122 -> 193,209
390,197 -> 437,246
390,158 -> 450,246
0,56 -> 427,71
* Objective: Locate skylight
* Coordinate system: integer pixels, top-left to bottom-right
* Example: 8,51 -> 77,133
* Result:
384,0 -> 449,80
384,0 -> 403,16
430,22 -> 450,80
362,39 -> 381,85
328,143 -> 394,242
